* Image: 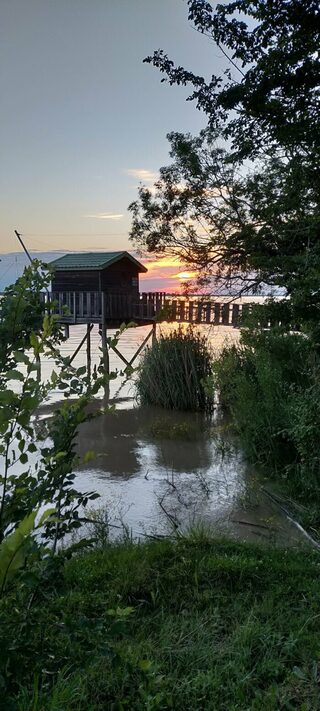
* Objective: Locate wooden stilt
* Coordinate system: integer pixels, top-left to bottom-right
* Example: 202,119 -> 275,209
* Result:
35,352 -> 41,383
101,294 -> 110,399
68,325 -> 93,365
129,325 -> 154,366
152,321 -> 157,346
109,344 -> 131,369
86,323 -> 91,380
104,324 -> 155,372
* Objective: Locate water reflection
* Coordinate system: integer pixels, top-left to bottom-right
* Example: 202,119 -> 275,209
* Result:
74,404 -> 305,546
76,407 -> 213,478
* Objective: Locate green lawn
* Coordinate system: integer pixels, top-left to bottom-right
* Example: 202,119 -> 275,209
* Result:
5,536 -> 320,710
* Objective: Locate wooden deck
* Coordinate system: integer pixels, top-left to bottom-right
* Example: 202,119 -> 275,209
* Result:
45,291 -> 255,327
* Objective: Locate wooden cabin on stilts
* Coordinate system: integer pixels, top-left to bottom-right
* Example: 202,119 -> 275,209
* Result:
48,251 -> 155,397
46,249 -> 266,396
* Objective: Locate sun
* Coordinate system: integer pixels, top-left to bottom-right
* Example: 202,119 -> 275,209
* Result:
177,271 -> 196,280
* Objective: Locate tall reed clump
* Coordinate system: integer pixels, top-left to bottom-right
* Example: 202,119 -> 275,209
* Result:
136,326 -> 213,412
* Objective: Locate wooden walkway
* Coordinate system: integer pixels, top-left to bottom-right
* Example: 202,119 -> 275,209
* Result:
46,291 -> 253,327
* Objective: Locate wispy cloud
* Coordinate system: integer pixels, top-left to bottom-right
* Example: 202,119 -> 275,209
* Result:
143,255 -> 181,269
125,168 -> 158,183
84,212 -> 123,220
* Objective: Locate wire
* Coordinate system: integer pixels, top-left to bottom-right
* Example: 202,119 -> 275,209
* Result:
0,258 -> 18,288
22,232 -> 129,237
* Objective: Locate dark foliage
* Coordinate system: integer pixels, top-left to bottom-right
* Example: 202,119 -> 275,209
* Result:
130,1 -> 320,341
145,0 -> 320,159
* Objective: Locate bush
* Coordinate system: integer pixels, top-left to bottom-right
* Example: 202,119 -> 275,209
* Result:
214,330 -> 313,470
136,326 -> 213,412
288,370 -> 320,499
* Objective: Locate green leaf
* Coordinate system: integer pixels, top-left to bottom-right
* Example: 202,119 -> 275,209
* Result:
0,511 -> 37,593
30,332 -> 39,349
83,450 -> 95,463
13,351 -> 30,365
55,451 -> 67,460
6,369 -> 25,382
51,370 -> 58,385
38,508 -> 56,526
0,390 -> 16,405
42,314 -> 51,336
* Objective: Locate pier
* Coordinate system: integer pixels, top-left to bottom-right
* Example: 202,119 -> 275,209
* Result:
43,290 -> 256,385
46,290 -> 248,327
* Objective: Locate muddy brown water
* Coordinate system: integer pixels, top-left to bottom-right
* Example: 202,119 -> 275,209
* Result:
8,318 -> 309,546
74,402 -> 305,546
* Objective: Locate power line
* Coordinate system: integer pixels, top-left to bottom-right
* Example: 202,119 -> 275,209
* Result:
22,232 -> 129,237
0,258 -> 17,286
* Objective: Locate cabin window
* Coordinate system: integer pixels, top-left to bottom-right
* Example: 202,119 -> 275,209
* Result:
132,277 -> 138,287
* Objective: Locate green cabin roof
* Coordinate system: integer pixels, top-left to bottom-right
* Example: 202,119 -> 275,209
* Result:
49,251 -> 147,273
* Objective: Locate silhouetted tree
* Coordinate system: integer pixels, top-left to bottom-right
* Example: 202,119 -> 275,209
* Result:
129,1 -> 320,338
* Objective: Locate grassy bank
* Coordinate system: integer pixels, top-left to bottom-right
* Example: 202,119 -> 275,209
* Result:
4,536 -> 320,710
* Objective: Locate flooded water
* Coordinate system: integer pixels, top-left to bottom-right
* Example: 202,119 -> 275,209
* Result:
74,403 -> 304,546
32,320 -> 304,547
7,315 -> 308,547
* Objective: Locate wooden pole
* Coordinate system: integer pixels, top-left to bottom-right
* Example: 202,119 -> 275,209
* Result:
35,352 -> 41,383
68,325 -> 93,365
101,293 -> 110,399
14,229 -> 33,264
86,323 -> 91,380
14,229 -> 50,295
152,321 -> 157,346
107,324 -> 155,370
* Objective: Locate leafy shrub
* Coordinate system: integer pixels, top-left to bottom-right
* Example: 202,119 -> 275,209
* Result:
214,330 -> 313,470
136,326 -> 213,412
288,370 -> 320,498
0,263 -> 108,701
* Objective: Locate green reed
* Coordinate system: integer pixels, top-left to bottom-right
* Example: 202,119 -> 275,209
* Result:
136,326 -> 213,412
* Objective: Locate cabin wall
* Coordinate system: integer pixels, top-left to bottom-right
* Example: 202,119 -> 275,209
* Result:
100,258 -> 140,295
51,270 -> 100,292
51,258 -> 141,294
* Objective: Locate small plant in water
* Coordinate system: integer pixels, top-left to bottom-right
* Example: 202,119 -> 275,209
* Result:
149,417 -> 199,440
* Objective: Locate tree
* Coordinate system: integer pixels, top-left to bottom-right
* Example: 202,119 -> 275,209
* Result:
130,131 -> 318,296
145,0 -> 320,160
129,1 -> 320,337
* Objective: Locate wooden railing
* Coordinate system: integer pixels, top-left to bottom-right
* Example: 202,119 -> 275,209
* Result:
47,291 -> 160,323
43,291 -> 259,326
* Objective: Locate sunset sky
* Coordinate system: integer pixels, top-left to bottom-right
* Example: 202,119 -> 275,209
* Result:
0,0 -> 227,291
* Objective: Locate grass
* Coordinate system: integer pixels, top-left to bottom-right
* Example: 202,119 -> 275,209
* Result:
136,326 -> 213,412
8,536 -> 320,710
